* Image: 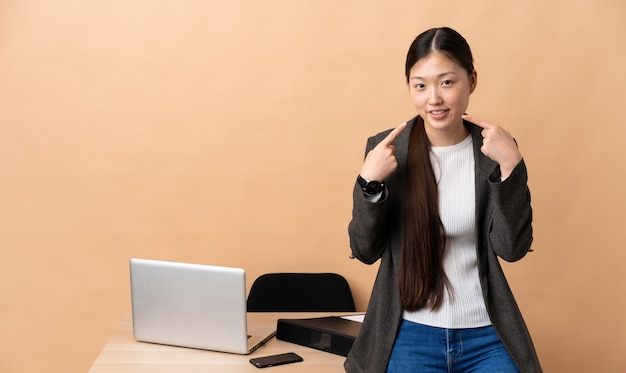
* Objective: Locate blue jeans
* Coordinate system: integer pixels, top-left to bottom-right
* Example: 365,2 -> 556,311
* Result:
387,319 -> 519,373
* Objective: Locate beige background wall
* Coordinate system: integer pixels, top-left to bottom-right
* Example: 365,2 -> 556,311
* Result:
1,1 -> 625,372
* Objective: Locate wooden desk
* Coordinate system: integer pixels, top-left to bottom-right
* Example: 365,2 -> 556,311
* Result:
89,313 -> 353,372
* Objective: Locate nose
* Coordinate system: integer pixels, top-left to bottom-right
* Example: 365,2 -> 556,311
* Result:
428,87 -> 443,105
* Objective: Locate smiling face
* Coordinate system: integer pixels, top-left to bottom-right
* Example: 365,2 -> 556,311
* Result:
408,51 -> 477,146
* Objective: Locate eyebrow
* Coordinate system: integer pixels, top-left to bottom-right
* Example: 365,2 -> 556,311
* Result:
410,71 -> 458,81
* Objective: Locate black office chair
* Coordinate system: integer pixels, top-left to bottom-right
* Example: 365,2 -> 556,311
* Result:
247,273 -> 356,312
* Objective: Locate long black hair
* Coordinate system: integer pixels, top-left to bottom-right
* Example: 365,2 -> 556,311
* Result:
399,27 -> 475,311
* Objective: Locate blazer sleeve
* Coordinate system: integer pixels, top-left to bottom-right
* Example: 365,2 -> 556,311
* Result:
486,158 -> 534,262
348,135 -> 393,265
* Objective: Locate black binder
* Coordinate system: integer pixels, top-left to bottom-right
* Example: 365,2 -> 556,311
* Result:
276,316 -> 362,357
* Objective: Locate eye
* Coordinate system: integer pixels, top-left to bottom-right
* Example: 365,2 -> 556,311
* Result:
413,83 -> 425,90
442,80 -> 453,86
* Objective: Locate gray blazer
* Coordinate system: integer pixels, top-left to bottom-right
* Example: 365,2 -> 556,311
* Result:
345,116 -> 542,372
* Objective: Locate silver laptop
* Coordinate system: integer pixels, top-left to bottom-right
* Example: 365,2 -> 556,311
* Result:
129,258 -> 276,354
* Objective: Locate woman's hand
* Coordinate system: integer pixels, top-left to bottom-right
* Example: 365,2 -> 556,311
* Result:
462,114 -> 522,179
359,122 -> 407,181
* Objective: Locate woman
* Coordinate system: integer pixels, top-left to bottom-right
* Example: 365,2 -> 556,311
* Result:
345,27 -> 542,372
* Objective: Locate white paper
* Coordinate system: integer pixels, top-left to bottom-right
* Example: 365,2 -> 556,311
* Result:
341,314 -> 365,323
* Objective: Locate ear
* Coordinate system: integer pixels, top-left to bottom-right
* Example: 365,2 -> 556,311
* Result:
469,70 -> 478,93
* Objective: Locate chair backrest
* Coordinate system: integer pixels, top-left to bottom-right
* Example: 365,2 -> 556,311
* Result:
247,273 -> 356,312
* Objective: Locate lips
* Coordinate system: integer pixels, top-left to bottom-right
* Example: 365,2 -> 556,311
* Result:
428,109 -> 449,119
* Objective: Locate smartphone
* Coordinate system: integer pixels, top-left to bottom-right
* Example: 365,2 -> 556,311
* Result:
249,352 -> 303,368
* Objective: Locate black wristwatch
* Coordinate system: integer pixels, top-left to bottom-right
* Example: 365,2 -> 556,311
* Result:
357,175 -> 385,195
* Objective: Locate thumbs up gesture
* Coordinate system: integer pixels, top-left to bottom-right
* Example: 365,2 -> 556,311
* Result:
462,114 -> 522,178
360,122 -> 407,182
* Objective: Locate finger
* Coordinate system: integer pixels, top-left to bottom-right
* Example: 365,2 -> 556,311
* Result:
380,122 -> 407,146
462,114 -> 493,129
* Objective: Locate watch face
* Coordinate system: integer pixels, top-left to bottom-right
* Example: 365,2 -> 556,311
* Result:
365,181 -> 383,194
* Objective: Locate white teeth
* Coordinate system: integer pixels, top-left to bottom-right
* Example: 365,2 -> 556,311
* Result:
431,110 -> 446,114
